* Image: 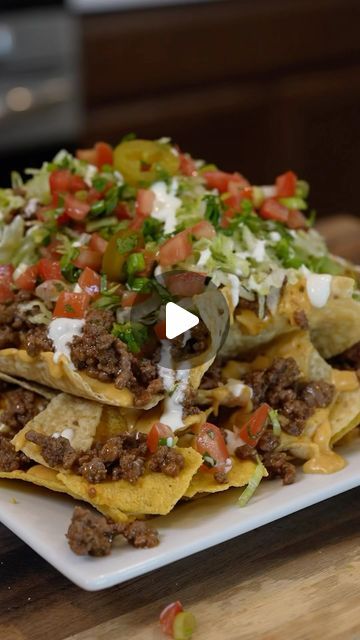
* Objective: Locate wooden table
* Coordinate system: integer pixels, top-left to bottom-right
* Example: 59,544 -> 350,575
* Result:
0,215 -> 359,640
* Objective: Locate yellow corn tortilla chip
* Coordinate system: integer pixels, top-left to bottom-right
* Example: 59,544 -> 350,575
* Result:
0,372 -> 56,399
184,457 -> 258,499
58,446 -> 203,516
329,388 -> 360,445
13,393 -> 102,461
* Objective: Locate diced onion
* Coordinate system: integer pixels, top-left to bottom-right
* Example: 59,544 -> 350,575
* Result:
18,300 -> 52,325
35,280 -> 67,304
269,408 -> 281,436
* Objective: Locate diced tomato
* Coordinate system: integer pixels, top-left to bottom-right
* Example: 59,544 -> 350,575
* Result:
89,232 -> 108,255
74,247 -> 102,272
14,264 -> 38,291
195,423 -> 229,472
39,238 -> 62,260
95,142 -> 113,168
138,249 -> 156,277
225,183 -> 253,211
76,142 -> 113,169
69,174 -> 87,193
37,258 -> 62,282
203,170 -> 249,193
179,153 -> 197,177
64,194 -> 90,222
87,188 -> 102,204
0,264 -> 14,281
78,267 -> 101,296
158,231 -> 192,267
53,291 -> 90,319
237,404 -> 270,447
115,203 -> 132,220
121,291 -> 150,307
136,189 -> 155,217
259,198 -> 289,223
164,271 -> 206,297
154,319 -> 166,340
0,282 -> 14,303
191,220 -> 216,240
287,209 -> 308,230
76,148 -> 97,164
49,169 -> 72,197
147,422 -> 174,454
160,601 -> 184,636
276,171 -> 297,198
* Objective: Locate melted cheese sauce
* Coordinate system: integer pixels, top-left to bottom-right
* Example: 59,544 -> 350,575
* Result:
47,318 -> 85,365
332,369 -> 359,392
306,274 -> 332,308
303,409 -> 346,474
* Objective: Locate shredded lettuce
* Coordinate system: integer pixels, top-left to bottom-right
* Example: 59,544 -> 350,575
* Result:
0,215 -> 25,263
238,459 -> 267,507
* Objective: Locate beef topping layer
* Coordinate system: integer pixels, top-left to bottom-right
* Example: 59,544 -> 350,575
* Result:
70,309 -> 163,406
0,386 -> 48,438
25,430 -> 185,483
66,506 -> 159,556
0,292 -> 53,355
329,341 -> 360,372
244,357 -> 335,436
235,429 -> 296,485
0,436 -> 33,472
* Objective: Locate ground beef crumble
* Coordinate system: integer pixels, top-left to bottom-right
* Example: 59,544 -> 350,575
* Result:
0,291 -> 53,355
0,387 -> 48,438
66,506 -> 159,557
0,436 -> 33,472
329,341 -> 360,372
70,309 -> 163,406
244,357 -> 335,437
235,428 -> 297,485
25,430 -> 185,484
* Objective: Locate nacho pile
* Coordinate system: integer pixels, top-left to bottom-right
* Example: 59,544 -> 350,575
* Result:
0,139 -> 359,545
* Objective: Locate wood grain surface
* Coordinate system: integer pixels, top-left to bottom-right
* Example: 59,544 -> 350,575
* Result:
0,215 -> 359,640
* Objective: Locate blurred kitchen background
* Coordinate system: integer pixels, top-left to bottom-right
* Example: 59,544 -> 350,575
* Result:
1,0 -> 360,220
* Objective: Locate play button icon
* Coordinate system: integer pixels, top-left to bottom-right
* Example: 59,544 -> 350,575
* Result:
165,302 -> 199,340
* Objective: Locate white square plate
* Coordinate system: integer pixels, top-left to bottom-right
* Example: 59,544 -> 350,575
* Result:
1,439 -> 360,591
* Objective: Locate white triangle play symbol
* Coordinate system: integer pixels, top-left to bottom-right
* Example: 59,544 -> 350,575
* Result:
165,302 -> 199,340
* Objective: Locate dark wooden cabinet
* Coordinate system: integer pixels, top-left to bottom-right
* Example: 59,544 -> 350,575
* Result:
80,0 -> 360,216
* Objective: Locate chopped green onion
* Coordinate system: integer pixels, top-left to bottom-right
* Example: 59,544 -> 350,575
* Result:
278,197 -> 308,210
295,179 -> 310,199
129,276 -> 152,292
86,216 -> 118,232
269,408 -> 281,437
238,461 -> 266,507
203,194 -> 222,227
172,611 -> 197,640
116,233 -> 138,255
126,252 -> 146,276
112,322 -> 148,353
142,217 -> 164,243
90,200 -> 106,217
92,176 -> 109,192
159,436 -> 177,448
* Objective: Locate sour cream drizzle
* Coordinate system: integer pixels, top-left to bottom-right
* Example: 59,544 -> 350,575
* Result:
305,274 -> 332,308
157,343 -> 191,432
47,318 -> 85,365
150,179 -> 181,234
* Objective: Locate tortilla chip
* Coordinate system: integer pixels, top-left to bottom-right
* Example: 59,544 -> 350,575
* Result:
184,457 -> 258,499
260,331 -> 332,381
13,393 -> 102,461
329,388 -> 360,445
0,464 -> 70,494
0,372 -> 56,399
58,446 -> 203,515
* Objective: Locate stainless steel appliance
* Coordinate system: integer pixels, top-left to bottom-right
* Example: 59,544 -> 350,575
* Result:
0,5 -> 81,152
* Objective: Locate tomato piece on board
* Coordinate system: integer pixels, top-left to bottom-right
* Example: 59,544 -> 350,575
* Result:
78,267 -> 101,296
89,232 -> 108,254
259,198 -> 289,223
136,188 -> 155,217
164,271 -> 206,297
158,231 -> 192,267
14,264 -> 38,291
195,423 -> 229,471
74,247 -> 102,272
147,422 -> 174,454
287,209 -> 308,230
203,170 -> 249,193
237,404 -> 270,447
276,171 -> 297,198
191,220 -> 216,239
64,194 -> 90,222
37,258 -> 62,282
53,291 -> 90,319
160,601 -> 184,635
